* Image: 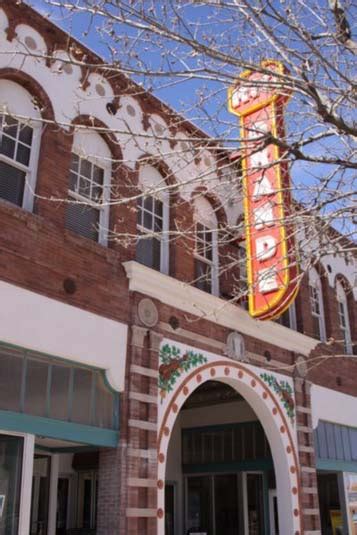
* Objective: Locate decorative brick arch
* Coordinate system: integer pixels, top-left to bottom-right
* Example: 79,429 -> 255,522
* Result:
0,68 -> 55,121
71,115 -> 124,164
157,361 -> 303,535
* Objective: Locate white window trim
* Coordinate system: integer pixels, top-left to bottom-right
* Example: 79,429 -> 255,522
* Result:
161,197 -> 170,274
309,274 -> 326,342
68,151 -> 111,246
136,191 -> 170,275
194,224 -> 219,297
337,284 -> 352,354
288,301 -> 297,330
0,430 -> 35,535
0,119 -> 42,212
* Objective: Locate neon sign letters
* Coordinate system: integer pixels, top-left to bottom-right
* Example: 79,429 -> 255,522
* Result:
228,60 -> 298,320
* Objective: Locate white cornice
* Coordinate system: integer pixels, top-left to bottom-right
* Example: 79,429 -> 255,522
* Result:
123,261 -> 318,356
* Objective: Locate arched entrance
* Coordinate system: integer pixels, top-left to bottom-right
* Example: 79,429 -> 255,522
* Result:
157,349 -> 302,535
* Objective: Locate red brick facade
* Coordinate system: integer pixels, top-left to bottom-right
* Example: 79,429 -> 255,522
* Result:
0,3 -> 356,534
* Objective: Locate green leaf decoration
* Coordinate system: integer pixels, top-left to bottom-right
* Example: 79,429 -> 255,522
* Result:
260,373 -> 295,423
159,344 -> 207,403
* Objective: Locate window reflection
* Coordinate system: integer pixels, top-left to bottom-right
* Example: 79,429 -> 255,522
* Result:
0,344 -> 118,430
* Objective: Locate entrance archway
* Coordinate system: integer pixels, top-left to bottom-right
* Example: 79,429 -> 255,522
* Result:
157,359 -> 302,535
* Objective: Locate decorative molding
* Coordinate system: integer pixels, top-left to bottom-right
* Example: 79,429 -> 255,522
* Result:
225,331 -> 248,362
158,343 -> 207,402
128,419 -> 156,431
296,425 -> 312,433
303,509 -> 320,516
260,373 -> 295,422
131,325 -> 148,348
126,508 -> 157,518
130,364 -> 157,379
295,355 -> 308,378
296,405 -> 311,414
128,478 -> 157,488
157,359 -> 302,535
129,391 -> 156,404
299,445 -> 314,453
150,330 -> 163,352
127,448 -> 157,460
159,321 -> 290,370
123,261 -> 318,356
138,298 -> 159,327
301,487 -> 318,494
301,466 -> 316,473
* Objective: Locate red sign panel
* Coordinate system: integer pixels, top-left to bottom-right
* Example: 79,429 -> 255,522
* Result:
228,60 -> 299,320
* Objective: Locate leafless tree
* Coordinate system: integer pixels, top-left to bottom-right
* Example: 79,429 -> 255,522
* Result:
15,0 -> 357,308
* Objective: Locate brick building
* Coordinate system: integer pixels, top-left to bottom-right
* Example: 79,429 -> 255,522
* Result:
0,3 -> 356,535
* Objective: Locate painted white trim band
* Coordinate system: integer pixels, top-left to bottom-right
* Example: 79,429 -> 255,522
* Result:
311,384 -> 357,428
123,261 -> 318,356
0,280 -> 128,391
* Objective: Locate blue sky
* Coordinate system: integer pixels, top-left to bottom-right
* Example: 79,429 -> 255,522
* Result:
26,0 -> 356,236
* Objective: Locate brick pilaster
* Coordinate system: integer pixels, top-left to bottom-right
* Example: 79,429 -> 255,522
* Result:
294,377 -> 322,534
122,325 -> 162,535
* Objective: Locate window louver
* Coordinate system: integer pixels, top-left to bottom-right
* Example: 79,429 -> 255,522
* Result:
65,202 -> 99,241
0,161 -> 25,206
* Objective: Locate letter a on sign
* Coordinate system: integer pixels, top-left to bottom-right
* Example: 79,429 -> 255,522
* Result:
228,60 -> 299,320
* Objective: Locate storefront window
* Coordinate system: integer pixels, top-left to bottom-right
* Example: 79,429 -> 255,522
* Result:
317,472 -> 343,534
24,358 -> 48,417
0,434 -> 23,535
0,349 -> 22,412
72,368 -> 93,425
0,344 -> 119,430
344,473 -> 357,535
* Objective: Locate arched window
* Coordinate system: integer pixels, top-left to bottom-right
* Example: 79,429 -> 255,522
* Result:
336,281 -> 352,354
193,197 -> 219,296
65,130 -> 112,245
136,164 -> 169,274
275,302 -> 297,330
309,268 -> 326,342
0,80 -> 42,211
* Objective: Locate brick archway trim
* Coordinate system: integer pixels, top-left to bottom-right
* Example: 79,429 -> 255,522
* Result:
157,360 -> 303,535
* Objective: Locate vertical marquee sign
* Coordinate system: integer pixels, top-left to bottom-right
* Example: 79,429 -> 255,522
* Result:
228,60 -> 298,320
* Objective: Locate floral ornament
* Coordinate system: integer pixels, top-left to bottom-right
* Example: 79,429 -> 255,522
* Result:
159,344 -> 207,402
260,373 -> 295,423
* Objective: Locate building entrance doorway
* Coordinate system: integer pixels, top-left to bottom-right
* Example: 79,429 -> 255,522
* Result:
164,381 -> 275,535
185,472 -> 265,535
29,442 -> 99,535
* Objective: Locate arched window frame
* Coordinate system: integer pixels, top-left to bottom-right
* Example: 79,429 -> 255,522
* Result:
275,301 -> 297,330
136,165 -> 170,275
193,197 -> 219,296
309,268 -> 326,342
0,80 -> 42,212
336,281 -> 352,354
66,130 -> 112,246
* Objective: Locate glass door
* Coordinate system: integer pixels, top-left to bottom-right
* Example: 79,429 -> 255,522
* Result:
165,483 -> 175,535
56,478 -> 69,535
214,474 -> 239,534
269,490 -> 279,535
77,471 -> 97,530
186,475 -> 213,534
244,473 -> 265,535
30,455 -> 51,535
0,434 -> 23,535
